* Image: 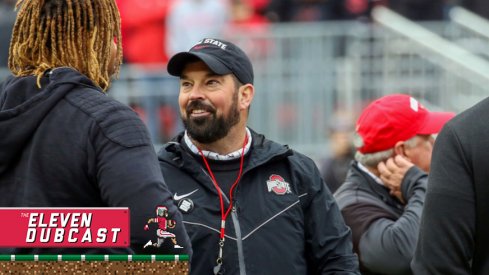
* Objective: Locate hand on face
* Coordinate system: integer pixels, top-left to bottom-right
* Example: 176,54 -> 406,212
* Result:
377,155 -> 414,204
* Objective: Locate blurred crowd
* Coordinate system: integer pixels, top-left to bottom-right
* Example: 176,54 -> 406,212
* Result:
2,0 -> 489,69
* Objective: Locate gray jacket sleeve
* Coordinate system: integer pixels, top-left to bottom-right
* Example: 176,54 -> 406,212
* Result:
358,166 -> 427,274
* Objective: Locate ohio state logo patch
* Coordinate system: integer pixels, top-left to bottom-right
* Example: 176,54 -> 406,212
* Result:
266,174 -> 291,195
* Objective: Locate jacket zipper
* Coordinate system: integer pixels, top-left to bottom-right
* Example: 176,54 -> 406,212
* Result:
231,205 -> 246,275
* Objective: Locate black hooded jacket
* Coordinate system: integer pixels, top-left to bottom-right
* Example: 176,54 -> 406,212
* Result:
158,130 -> 359,274
0,68 -> 190,255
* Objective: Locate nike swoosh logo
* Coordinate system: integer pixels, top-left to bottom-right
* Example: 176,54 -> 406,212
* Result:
173,189 -> 199,201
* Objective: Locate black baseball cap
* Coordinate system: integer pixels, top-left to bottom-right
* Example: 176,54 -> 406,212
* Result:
167,38 -> 254,84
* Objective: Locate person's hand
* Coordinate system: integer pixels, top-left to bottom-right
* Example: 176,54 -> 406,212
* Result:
377,155 -> 414,204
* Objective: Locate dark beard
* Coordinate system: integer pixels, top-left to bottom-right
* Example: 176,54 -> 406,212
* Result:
182,93 -> 240,144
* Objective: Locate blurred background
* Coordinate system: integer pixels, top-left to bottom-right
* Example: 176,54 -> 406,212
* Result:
1,0 -> 489,167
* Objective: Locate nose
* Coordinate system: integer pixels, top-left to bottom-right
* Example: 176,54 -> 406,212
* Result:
188,86 -> 205,101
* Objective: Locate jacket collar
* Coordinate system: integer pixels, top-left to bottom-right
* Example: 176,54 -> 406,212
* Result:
182,128 -> 253,161
158,129 -> 292,196
158,128 -> 292,176
345,161 -> 404,210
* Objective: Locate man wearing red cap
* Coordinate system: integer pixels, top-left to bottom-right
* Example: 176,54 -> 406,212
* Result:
334,94 -> 454,274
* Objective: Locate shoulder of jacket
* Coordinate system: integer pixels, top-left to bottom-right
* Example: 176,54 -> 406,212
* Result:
281,150 -> 327,202
158,142 -> 181,162
65,88 -> 151,147
286,150 -> 317,172
334,181 -> 362,203
335,182 -> 398,217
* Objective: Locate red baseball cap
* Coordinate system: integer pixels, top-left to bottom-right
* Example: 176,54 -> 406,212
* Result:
355,94 -> 455,154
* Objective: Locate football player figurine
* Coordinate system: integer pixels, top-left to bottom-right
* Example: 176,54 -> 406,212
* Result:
144,206 -> 183,249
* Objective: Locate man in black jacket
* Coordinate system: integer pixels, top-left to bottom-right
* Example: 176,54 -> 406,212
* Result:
412,97 -> 489,274
334,94 -> 454,274
158,37 -> 359,274
0,0 -> 190,255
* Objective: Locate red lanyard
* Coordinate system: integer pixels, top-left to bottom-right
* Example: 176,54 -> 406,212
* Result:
197,134 -> 247,240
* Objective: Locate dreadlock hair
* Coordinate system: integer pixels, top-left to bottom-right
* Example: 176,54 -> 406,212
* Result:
8,0 -> 122,91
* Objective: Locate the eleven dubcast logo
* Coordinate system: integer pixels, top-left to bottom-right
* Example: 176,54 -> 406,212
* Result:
25,212 -> 122,244
20,207 -> 184,248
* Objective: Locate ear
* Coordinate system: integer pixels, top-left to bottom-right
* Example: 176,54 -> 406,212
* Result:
393,140 -> 408,158
239,84 -> 254,111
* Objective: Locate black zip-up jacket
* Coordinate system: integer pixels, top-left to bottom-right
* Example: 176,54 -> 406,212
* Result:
334,161 -> 427,274
158,130 -> 359,275
412,97 -> 489,274
0,68 -> 190,255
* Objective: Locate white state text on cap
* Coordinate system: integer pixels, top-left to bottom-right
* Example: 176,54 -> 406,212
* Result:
196,38 -> 228,50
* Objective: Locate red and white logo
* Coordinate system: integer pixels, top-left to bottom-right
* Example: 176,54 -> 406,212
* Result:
266,174 -> 291,195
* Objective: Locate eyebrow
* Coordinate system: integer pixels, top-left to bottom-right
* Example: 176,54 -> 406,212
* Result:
181,72 -> 222,80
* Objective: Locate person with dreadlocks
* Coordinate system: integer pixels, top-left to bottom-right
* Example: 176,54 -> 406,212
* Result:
0,0 -> 191,255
